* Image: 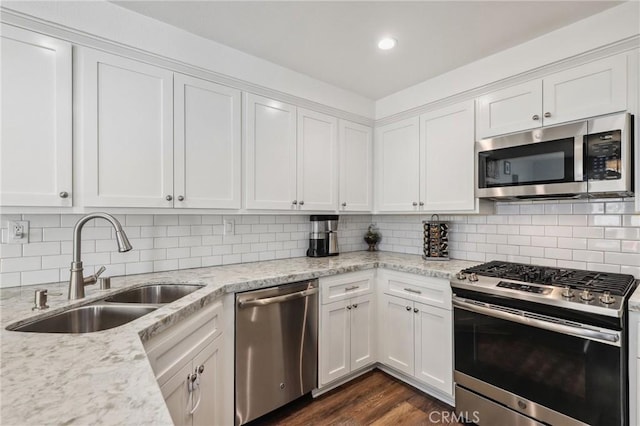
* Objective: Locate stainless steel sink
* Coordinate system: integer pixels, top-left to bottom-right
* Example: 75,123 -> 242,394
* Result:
104,284 -> 204,304
10,304 -> 157,333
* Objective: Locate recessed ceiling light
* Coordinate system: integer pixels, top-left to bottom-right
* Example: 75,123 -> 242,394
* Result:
377,37 -> 397,51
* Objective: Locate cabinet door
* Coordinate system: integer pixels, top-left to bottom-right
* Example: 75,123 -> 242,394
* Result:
297,108 -> 338,211
1,25 -> 72,207
375,117 -> 420,211
350,294 -> 375,371
80,48 -> 174,207
245,94 -> 297,210
160,362 -> 192,426
319,299 -> 350,386
414,302 -> 453,396
339,120 -> 372,212
420,100 -> 475,212
476,80 -> 542,139
380,294 -> 414,376
192,337 -> 224,426
174,74 -> 241,209
542,54 -> 627,126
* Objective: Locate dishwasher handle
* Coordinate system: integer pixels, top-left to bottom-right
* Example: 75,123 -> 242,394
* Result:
238,287 -> 318,308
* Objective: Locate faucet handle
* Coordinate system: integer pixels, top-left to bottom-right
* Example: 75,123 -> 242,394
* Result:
83,266 -> 106,287
95,266 -> 106,278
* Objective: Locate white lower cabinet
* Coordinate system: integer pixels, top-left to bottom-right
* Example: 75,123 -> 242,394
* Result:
144,301 -> 225,426
378,271 -> 453,398
319,271 -> 376,387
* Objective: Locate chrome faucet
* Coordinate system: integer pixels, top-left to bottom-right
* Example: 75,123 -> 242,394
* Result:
68,213 -> 132,300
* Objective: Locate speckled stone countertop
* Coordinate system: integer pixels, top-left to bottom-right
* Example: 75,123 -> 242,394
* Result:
629,285 -> 640,313
0,251 -> 477,426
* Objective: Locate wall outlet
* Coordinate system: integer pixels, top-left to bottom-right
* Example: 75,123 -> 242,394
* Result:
6,220 -> 29,244
223,219 -> 235,236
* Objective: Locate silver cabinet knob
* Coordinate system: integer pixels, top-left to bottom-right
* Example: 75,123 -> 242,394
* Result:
352,304 -> 358,309
544,112 -> 551,118
292,200 -> 297,205
197,364 -> 204,374
166,195 -> 173,201
347,305 -> 352,310
419,201 -> 424,206
532,114 -> 540,121
406,306 -> 411,311
177,195 -> 184,201
342,202 -> 347,207
59,191 -> 69,198
412,202 -> 418,207
299,200 -> 304,206
414,308 -> 419,313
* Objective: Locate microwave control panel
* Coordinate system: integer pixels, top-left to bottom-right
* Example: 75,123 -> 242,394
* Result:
586,130 -> 622,181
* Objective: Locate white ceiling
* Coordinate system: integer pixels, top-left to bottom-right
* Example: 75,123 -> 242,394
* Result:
113,1 -> 623,100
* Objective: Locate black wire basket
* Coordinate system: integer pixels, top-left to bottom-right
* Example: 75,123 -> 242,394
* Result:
422,214 -> 449,261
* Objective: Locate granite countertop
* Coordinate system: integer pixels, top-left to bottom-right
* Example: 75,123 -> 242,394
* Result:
629,284 -> 640,313
0,251 -> 477,425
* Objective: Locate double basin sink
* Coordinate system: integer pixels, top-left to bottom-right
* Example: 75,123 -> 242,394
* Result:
9,284 -> 204,334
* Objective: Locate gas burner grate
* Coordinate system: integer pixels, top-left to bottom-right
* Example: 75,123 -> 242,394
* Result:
463,261 -> 636,297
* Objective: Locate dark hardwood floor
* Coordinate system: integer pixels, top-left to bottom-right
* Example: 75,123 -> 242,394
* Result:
248,370 -> 464,425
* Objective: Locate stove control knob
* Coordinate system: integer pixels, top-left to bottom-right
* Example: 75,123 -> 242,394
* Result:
468,273 -> 479,282
599,291 -> 615,305
561,286 -> 574,298
456,272 -> 467,281
580,289 -> 594,302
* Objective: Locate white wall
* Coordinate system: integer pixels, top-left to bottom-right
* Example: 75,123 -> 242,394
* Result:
1,0 -> 375,119
375,1 -> 640,119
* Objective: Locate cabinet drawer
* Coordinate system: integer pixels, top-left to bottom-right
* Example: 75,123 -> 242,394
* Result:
637,316 -> 640,356
144,300 -> 223,386
320,270 -> 374,304
380,270 -> 451,310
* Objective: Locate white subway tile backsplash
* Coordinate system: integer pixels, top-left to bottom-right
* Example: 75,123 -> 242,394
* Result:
604,252 -> 640,266
557,237 -> 587,250
532,215 -> 558,225
0,272 -> 21,288
154,259 -> 179,271
572,226 -> 604,238
508,235 -> 531,246
587,239 -> 621,252
572,202 -> 604,214
21,242 -> 61,257
125,261 -> 154,275
544,248 -> 572,260
544,203 -> 572,215
1,256 -> 41,272
22,214 -> 60,228
621,240 -> 640,253
21,269 -> 59,286
179,257 -> 202,269
573,250 -> 604,263
531,236 -> 557,247
604,227 -> 640,240
154,215 -> 179,226
42,228 -> 74,242
0,244 -> 23,258
587,263 -> 621,274
589,215 -> 622,227
544,226 -> 572,237
558,215 -> 588,226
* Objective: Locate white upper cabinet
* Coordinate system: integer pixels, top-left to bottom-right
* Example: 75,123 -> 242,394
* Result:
477,53 -> 628,139
420,100 -> 475,212
174,74 -> 241,209
297,108 -> 338,211
1,25 -> 72,207
245,95 -> 339,211
542,54 -> 627,126
80,48 -> 174,208
245,93 -> 297,210
375,117 -> 420,211
476,80 -> 542,139
339,120 -> 372,212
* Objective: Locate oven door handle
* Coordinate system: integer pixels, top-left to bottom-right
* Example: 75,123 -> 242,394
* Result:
453,297 -> 621,347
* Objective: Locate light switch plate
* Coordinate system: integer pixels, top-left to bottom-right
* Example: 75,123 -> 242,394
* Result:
6,220 -> 29,244
223,219 -> 235,236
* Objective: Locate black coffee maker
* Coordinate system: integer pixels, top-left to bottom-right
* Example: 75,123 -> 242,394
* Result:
307,215 -> 339,257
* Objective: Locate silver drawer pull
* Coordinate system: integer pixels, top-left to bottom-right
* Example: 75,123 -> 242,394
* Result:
345,285 -> 360,291
404,288 -> 422,294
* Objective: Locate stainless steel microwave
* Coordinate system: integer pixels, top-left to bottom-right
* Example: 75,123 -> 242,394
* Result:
476,113 -> 634,200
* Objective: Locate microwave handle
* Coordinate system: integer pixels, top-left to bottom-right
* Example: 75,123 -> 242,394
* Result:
574,135 -> 584,182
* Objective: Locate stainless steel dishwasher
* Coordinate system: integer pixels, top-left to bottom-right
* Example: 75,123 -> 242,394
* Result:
235,280 -> 318,425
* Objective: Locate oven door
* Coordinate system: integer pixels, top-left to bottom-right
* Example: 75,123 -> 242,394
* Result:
476,120 -> 587,199
453,296 -> 625,426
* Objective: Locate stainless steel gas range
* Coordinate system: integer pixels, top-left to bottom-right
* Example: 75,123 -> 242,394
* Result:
451,261 -> 638,426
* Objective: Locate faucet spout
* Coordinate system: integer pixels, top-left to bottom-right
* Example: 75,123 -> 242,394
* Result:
68,213 -> 133,300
